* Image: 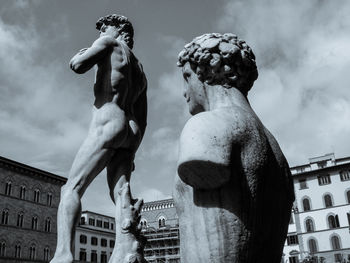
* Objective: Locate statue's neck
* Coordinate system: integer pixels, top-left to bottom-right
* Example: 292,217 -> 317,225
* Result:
205,86 -> 251,112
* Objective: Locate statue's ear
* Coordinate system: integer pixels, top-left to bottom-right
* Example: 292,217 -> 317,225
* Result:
100,24 -> 107,33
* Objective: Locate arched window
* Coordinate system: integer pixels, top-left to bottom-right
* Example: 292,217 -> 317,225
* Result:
1,210 -> 9,225
324,194 -> 333,207
32,216 -> 38,230
305,218 -> 315,232
140,219 -> 147,229
347,190 -> 350,204
308,239 -> 318,254
29,245 -> 36,260
47,193 -> 53,206
0,241 -> 6,257
331,235 -> 341,250
19,186 -> 26,199
14,244 -> 21,258
44,247 -> 50,261
80,235 -> 87,244
158,217 -> 166,228
328,214 -> 340,229
45,218 -> 51,232
5,182 -> 12,196
302,198 -> 311,211
17,212 -> 24,227
33,189 -> 40,203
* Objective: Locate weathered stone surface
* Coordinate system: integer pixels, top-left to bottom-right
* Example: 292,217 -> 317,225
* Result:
51,14 -> 147,263
174,33 -> 294,263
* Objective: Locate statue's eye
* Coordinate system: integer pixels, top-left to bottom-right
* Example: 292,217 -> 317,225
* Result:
183,72 -> 190,81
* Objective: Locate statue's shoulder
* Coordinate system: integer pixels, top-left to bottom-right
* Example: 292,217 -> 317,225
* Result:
181,108 -> 247,144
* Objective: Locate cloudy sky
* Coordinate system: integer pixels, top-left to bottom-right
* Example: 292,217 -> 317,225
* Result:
1,0 -> 349,216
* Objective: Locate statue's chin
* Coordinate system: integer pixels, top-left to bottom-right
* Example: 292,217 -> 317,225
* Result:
177,160 -> 230,189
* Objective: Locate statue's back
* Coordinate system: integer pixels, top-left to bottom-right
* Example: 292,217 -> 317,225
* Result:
173,107 -> 294,263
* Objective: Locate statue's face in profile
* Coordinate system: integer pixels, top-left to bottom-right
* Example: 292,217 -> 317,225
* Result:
100,25 -> 120,39
182,63 -> 206,115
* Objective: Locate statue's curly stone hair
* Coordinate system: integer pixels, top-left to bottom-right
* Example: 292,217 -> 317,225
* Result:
96,14 -> 134,49
177,33 -> 258,95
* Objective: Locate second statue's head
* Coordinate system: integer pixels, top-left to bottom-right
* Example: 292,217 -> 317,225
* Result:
177,33 -> 258,114
96,14 -> 134,49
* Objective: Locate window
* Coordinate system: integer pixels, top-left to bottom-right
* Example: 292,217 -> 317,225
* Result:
158,217 -> 165,228
79,249 -> 86,261
91,237 -> 98,246
346,190 -> 350,204
45,218 -> 51,232
101,238 -> 107,247
324,194 -> 333,207
111,223 -> 114,230
1,210 -> 9,225
289,214 -> 294,224
308,239 -> 318,254
91,251 -> 97,262
17,213 -> 24,227
5,182 -> 12,196
80,235 -> 87,244
29,245 -> 36,260
318,174 -> 331,185
110,240 -> 115,248
331,235 -> 341,250
340,170 -> 350,181
0,241 -> 6,257
305,218 -> 315,232
347,213 -> 350,226
32,216 -> 38,230
328,215 -> 340,229
44,247 -> 50,261
334,253 -> 343,262
89,218 -> 95,226
104,221 -> 109,229
286,235 -> 298,245
96,220 -> 102,227
302,198 -> 311,211
101,252 -> 107,263
80,217 -> 85,225
289,256 -> 298,263
19,186 -> 26,199
34,189 -> 40,203
14,244 -> 21,258
317,161 -> 327,169
299,179 -> 307,189
47,193 -> 53,206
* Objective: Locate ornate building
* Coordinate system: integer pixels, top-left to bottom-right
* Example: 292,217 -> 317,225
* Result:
140,199 -> 180,263
0,155 -> 67,262
283,153 -> 350,263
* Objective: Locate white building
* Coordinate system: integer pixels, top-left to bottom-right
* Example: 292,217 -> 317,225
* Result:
283,153 -> 350,263
74,211 -> 115,263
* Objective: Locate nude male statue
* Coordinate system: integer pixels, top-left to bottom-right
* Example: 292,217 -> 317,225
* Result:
51,15 -> 147,263
173,33 -> 295,262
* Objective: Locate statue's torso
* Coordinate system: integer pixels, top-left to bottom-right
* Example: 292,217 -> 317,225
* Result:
173,107 -> 294,263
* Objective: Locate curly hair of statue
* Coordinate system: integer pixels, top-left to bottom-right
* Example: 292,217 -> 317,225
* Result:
96,14 -> 134,49
177,33 -> 258,96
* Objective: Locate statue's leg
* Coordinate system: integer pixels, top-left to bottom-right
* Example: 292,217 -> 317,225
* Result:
107,151 -> 146,263
51,105 -> 128,263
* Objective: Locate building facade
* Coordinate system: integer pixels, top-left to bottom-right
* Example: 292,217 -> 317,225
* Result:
74,199 -> 179,263
0,156 -> 67,262
283,153 -> 350,263
140,199 -> 180,263
75,211 -> 116,263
